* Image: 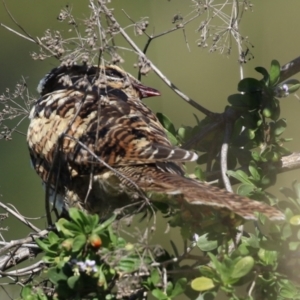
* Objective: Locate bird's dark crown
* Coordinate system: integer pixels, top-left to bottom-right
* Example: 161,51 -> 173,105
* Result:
37,64 -> 160,99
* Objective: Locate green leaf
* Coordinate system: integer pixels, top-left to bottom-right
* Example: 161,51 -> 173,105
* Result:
166,281 -> 173,296
269,60 -> 281,86
207,253 -> 222,273
89,214 -> 99,229
171,278 -> 187,297
191,277 -> 215,292
72,234 -> 87,252
194,166 -> 205,181
71,209 -> 94,233
288,83 -> 300,93
255,66 -> 269,84
21,285 -> 34,299
274,118 -> 287,136
230,256 -> 254,279
93,214 -> 117,235
67,275 -> 80,289
262,107 -> 272,118
281,224 -> 292,239
227,94 -> 249,108
248,161 -> 260,181
48,266 -> 68,285
151,269 -> 161,285
69,208 -> 83,226
236,183 -> 255,197
152,289 -> 169,300
98,266 -> 107,288
289,215 -> 300,226
199,266 -> 216,278
258,249 -> 278,265
107,225 -> 117,245
42,255 -> 56,264
37,288 -> 48,300
261,174 -> 272,186
156,113 -> 176,136
61,221 -> 83,236
279,279 -> 300,299
247,129 -> 255,140
56,218 -> 76,237
48,231 -> 60,244
283,79 -> 300,85
251,151 -> 261,162
243,234 -> 259,248
289,241 -> 300,251
166,130 -> 178,146
197,233 -> 218,252
35,238 -> 56,254
228,93 -> 260,110
292,180 -> 300,199
238,78 -> 263,93
177,126 -> 192,142
227,170 -> 254,185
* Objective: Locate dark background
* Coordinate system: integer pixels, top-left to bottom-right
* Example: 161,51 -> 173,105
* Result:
1,1 -> 300,298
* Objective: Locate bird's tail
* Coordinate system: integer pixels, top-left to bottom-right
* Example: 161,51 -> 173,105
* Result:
119,165 -> 285,221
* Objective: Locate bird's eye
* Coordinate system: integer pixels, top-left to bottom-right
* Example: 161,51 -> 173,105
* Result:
105,68 -> 124,79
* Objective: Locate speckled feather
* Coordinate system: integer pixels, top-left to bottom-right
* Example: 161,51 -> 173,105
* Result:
27,65 -> 285,221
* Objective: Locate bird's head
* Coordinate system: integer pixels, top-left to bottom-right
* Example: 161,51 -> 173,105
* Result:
37,64 -> 160,99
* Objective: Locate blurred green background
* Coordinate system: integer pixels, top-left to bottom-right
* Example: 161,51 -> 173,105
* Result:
1,1 -> 300,298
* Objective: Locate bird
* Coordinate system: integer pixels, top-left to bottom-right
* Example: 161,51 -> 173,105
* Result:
27,64 -> 285,224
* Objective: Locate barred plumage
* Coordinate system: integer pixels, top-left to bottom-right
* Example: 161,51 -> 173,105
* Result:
27,64 -> 285,221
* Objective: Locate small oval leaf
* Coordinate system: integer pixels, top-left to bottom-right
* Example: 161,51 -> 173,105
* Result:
197,233 -> 218,252
290,215 -> 300,226
238,78 -> 263,93
231,256 -> 254,279
269,60 -> 281,86
255,66 -> 269,84
72,234 -> 87,252
191,277 -> 215,292
156,112 -> 176,135
67,275 -> 80,289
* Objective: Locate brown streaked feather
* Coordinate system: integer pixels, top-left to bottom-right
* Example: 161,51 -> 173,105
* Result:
115,165 -> 284,221
27,64 -> 285,222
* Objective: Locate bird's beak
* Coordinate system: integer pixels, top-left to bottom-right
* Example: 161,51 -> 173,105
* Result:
132,82 -> 161,98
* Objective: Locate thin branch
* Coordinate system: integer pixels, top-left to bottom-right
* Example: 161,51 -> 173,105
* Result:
280,152 -> 300,172
0,202 -> 41,233
0,230 -> 48,256
0,261 -> 44,277
280,56 -> 300,84
2,0 -> 35,41
100,2 -> 215,118
0,23 -> 35,43
220,127 -> 233,193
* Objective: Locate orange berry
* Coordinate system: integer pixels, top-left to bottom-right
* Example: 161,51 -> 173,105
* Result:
89,234 -> 102,249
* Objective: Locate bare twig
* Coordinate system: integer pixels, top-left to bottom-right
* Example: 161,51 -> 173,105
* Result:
0,230 -> 48,257
0,202 -> 41,233
0,261 -> 44,277
1,1 -> 58,58
100,2 -> 215,118
221,129 -> 233,193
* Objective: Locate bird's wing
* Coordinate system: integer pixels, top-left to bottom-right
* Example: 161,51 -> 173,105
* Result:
29,84 -> 197,177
